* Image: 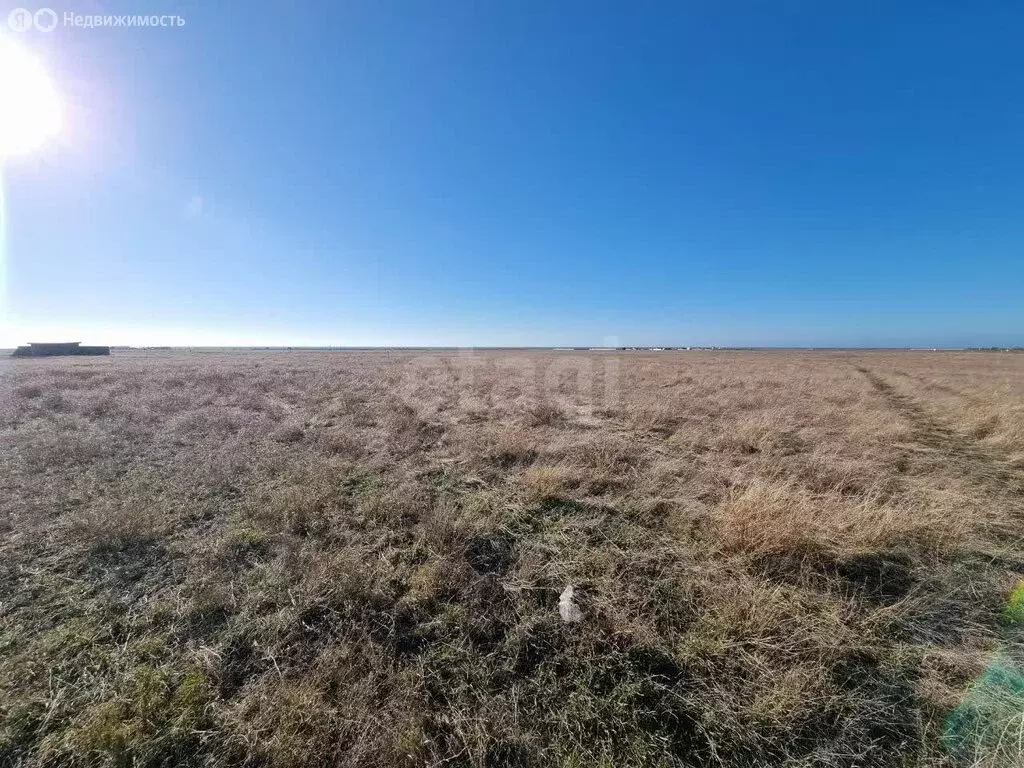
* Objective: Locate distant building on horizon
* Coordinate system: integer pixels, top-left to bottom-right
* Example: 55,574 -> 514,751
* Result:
11,342 -> 110,357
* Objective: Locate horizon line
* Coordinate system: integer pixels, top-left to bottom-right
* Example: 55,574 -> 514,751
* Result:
5,344 -> 1023,352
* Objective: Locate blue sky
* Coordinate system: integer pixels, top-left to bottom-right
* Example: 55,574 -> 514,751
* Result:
1,1 -> 1022,347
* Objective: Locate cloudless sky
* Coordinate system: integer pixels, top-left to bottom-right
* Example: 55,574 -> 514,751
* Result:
1,0 -> 1023,347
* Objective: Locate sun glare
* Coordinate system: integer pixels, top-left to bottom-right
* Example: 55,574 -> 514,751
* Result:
0,37 -> 61,157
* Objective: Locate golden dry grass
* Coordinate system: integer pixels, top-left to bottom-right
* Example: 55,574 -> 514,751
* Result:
1,349 -> 1023,767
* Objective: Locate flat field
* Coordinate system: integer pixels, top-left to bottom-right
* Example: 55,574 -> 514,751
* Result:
2,350 -> 1023,767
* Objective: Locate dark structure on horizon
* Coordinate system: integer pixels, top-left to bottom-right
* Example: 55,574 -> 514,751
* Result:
11,342 -> 110,357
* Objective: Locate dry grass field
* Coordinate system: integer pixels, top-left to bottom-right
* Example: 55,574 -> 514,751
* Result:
2,350 -> 1023,767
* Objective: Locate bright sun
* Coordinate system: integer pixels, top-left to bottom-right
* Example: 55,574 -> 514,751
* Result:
0,37 -> 61,157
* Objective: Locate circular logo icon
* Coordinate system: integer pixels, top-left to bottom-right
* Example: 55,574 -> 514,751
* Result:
6,7 -> 34,32
34,8 -> 58,32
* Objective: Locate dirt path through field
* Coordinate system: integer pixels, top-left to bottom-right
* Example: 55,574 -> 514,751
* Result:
856,366 -> 1024,499
855,366 -> 1024,765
